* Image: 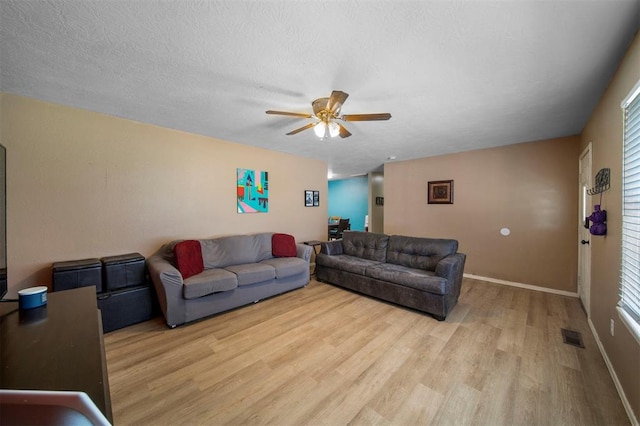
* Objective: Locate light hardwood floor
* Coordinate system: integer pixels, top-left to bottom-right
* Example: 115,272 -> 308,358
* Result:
104,278 -> 630,425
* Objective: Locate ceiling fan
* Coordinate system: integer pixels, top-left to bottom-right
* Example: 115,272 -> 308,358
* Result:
266,90 -> 391,139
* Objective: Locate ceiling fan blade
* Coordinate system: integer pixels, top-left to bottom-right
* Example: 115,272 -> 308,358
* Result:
341,113 -> 392,121
338,123 -> 352,138
327,91 -> 349,114
266,110 -> 313,118
286,122 -> 316,135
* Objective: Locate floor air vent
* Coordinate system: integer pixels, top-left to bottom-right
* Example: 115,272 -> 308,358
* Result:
561,328 -> 585,348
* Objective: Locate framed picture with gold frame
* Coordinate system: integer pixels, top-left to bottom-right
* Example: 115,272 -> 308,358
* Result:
428,180 -> 454,204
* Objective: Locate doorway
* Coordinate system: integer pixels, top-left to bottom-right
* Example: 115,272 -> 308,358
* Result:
578,144 -> 592,317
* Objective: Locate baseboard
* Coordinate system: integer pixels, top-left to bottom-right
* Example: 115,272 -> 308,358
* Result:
463,273 -> 579,298
588,318 -> 638,426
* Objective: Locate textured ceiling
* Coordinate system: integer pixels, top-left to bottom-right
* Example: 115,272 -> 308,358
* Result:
1,1 -> 639,180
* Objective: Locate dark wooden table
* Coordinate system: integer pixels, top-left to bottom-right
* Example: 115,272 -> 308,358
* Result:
0,286 -> 112,422
304,240 -> 324,275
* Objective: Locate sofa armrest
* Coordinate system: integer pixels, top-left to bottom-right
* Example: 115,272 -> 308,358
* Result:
148,256 -> 183,287
435,253 -> 467,298
320,240 -> 343,255
146,250 -> 187,327
296,243 -> 313,262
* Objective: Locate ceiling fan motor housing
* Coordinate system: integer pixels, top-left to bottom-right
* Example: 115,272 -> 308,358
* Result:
312,97 -> 337,122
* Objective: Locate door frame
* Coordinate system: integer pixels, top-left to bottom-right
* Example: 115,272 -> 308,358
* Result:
578,143 -> 592,317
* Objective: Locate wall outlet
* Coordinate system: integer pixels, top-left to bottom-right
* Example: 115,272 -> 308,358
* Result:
610,318 -> 615,336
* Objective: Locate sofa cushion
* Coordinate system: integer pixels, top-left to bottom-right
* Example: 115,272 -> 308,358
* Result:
200,233 -> 273,269
182,268 -> 238,299
365,263 -> 448,295
342,231 -> 389,262
316,253 -> 382,275
386,235 -> 458,271
225,263 -> 276,286
174,240 -> 204,279
261,257 -> 308,279
272,233 -> 297,257
320,240 -> 343,256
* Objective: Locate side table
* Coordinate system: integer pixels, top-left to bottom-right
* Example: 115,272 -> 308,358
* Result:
303,240 -> 323,275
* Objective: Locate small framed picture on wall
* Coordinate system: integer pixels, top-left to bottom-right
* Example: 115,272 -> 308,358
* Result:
305,190 -> 320,207
428,180 -> 454,204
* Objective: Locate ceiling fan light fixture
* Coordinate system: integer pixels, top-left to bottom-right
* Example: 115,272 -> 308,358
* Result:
328,121 -> 340,138
313,122 -> 327,138
266,90 -> 390,139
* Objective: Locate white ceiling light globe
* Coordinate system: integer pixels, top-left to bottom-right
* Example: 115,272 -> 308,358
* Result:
314,122 -> 327,138
328,122 -> 340,138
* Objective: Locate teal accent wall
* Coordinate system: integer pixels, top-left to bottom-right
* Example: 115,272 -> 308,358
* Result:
328,176 -> 368,231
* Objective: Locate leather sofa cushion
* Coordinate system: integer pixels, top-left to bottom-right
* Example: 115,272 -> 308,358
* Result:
261,257 -> 308,279
365,263 -> 448,294
386,235 -> 458,271
183,268 -> 238,299
225,263 -> 276,286
316,253 -> 382,275
342,231 -> 389,262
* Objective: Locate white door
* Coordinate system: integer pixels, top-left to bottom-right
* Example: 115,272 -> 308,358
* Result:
578,145 -> 592,317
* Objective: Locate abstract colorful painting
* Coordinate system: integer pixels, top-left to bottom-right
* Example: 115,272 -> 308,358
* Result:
237,168 -> 269,213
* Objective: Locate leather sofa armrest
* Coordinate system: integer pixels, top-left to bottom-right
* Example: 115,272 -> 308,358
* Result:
320,240 -> 344,255
435,255 -> 456,279
435,253 -> 465,279
435,253 -> 467,294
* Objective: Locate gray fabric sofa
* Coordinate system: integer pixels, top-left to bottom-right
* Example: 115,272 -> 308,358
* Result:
316,231 -> 466,320
147,233 -> 312,327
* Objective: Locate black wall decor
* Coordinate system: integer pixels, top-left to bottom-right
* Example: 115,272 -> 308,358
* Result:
305,190 -> 320,207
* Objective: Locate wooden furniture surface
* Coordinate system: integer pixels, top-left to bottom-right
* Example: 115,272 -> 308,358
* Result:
0,286 -> 112,422
303,240 -> 323,254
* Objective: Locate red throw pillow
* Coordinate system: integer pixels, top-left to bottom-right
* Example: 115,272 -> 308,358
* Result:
272,233 -> 297,257
174,240 -> 204,279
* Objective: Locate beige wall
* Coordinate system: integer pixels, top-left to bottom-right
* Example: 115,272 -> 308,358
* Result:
367,172 -> 384,233
385,136 -> 580,293
580,32 -> 640,420
0,93 -> 328,296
